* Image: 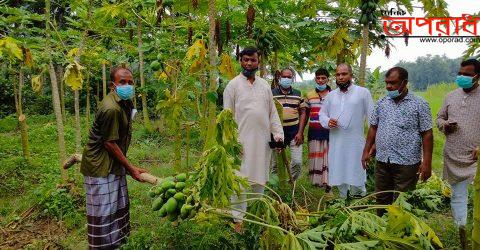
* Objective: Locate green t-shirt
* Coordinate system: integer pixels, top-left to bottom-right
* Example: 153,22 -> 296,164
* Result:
80,92 -> 133,177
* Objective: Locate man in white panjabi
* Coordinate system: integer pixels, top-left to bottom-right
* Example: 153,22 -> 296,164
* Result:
319,63 -> 374,198
223,47 -> 284,232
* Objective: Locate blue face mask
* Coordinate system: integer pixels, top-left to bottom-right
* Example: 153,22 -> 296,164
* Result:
279,78 -> 293,89
456,75 -> 475,89
387,89 -> 401,99
115,84 -> 135,100
316,84 -> 327,91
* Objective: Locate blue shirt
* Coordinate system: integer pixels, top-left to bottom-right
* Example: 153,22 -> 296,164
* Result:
370,92 -> 433,165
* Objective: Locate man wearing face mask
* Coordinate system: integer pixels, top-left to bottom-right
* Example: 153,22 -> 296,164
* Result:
319,63 -> 374,198
306,68 -> 332,190
271,68 -> 308,181
223,47 -> 284,232
362,67 -> 433,215
80,67 -> 147,249
437,59 -> 480,248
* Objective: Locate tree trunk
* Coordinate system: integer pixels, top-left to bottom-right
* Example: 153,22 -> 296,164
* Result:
86,70 -> 91,127
57,65 -> 66,123
46,0 -> 67,182
203,0 -> 218,148
259,54 -> 267,78
273,50 -> 279,72
74,90 -> 81,153
102,62 -> 107,99
137,16 -> 153,132
358,25 -> 369,86
18,66 -> 30,159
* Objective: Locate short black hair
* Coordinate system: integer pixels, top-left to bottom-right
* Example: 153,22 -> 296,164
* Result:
315,68 -> 330,78
110,67 -> 133,83
460,59 -> 480,74
386,66 -> 408,81
239,47 -> 259,58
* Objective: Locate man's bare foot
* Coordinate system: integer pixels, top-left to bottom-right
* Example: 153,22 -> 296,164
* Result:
234,222 -> 243,234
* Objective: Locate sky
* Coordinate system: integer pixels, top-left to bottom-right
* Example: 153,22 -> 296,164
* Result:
302,0 -> 480,80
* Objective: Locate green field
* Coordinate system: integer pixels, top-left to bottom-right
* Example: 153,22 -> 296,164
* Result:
0,83 -> 473,249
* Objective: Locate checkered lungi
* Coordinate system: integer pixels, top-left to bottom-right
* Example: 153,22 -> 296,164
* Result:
84,171 -> 130,249
308,140 -> 329,186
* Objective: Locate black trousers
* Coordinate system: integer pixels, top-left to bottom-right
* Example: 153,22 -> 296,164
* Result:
375,160 -> 420,215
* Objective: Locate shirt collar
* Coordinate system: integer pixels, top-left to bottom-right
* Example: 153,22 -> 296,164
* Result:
111,91 -> 121,103
239,73 -> 257,83
279,86 -> 293,95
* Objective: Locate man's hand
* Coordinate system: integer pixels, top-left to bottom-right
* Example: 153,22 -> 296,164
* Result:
328,118 -> 338,128
361,150 -> 371,170
129,166 -> 148,182
293,133 -> 304,146
443,122 -> 457,134
417,162 -> 432,182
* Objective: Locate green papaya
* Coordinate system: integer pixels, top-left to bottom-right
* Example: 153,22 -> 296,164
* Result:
165,197 -> 178,214
175,182 -> 186,190
180,205 -> 188,219
188,209 -> 197,218
167,188 -> 177,196
162,180 -> 175,190
186,195 -> 193,204
152,196 -> 164,211
176,173 -> 187,182
184,204 -> 193,212
150,60 -> 161,71
154,186 -> 164,195
148,188 -> 157,198
174,192 -> 185,201
159,206 -> 167,217
156,53 -> 163,61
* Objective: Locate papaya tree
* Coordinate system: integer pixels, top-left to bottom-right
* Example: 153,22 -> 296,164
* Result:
45,0 -> 68,181
0,38 -> 31,160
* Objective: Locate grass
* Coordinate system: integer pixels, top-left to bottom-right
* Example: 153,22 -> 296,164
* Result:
0,83 -> 473,249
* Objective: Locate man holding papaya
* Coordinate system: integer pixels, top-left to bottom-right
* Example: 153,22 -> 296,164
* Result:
80,67 -> 148,249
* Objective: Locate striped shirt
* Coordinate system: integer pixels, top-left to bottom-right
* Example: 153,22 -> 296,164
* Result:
272,87 -> 307,126
306,89 -> 330,141
272,87 -> 307,145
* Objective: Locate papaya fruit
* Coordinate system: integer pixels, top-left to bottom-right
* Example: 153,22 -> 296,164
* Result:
150,60 -> 161,71
159,206 -> 167,217
186,195 -> 193,204
165,197 -> 178,214
175,182 -> 186,190
162,180 -> 175,190
152,197 -> 164,211
176,173 -> 187,182
154,186 -> 164,195
174,192 -> 185,201
180,205 -> 189,219
167,188 -> 177,196
148,188 -> 157,198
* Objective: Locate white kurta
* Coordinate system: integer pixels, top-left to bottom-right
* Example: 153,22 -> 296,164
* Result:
319,84 -> 374,187
223,74 -> 284,185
